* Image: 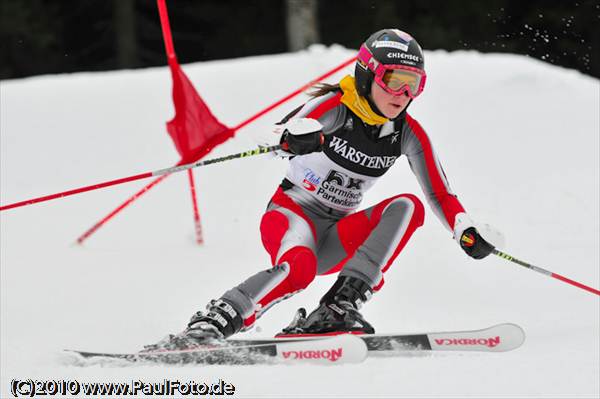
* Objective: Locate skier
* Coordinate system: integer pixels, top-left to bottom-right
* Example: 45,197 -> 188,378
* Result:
184,28 -> 495,342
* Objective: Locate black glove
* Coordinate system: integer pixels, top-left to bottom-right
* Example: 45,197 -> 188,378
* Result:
459,227 -> 494,259
281,129 -> 324,155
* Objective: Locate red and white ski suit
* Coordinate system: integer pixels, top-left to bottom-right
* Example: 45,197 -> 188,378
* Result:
221,89 -> 465,328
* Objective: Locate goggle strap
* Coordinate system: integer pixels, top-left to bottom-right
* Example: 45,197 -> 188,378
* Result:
358,45 -> 381,76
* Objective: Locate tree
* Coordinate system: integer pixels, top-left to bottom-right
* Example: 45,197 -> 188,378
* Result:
113,0 -> 137,68
286,0 -> 320,51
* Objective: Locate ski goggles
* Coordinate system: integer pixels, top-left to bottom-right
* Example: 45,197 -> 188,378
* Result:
357,45 -> 427,98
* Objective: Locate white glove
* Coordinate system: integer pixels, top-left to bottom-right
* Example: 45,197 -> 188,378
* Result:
453,212 -> 504,259
280,118 -> 324,136
278,118 -> 325,155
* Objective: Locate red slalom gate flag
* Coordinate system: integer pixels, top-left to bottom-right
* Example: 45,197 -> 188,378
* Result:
158,0 -> 233,245
75,0 -> 233,245
167,59 -> 234,165
158,0 -> 233,164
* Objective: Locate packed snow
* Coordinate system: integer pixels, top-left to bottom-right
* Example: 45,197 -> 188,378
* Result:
1,45 -> 599,398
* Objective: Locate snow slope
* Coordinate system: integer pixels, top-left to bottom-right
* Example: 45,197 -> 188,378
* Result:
1,45 -> 599,398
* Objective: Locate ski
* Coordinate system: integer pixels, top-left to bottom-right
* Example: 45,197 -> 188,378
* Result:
65,334 -> 368,366
65,323 -> 524,366
362,322 -> 525,353
254,322 -> 525,353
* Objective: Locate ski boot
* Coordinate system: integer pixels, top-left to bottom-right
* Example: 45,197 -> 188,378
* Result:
279,276 -> 375,336
143,299 -> 243,351
185,298 -> 244,342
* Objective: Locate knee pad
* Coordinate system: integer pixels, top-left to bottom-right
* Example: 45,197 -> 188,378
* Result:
401,194 -> 425,227
380,194 -> 425,228
278,246 -> 317,291
260,210 -> 289,265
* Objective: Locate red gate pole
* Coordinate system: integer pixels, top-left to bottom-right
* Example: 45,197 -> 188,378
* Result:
76,174 -> 170,244
187,169 -> 204,245
158,0 -> 205,245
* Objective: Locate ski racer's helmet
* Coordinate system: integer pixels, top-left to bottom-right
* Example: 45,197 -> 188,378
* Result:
355,29 -> 427,99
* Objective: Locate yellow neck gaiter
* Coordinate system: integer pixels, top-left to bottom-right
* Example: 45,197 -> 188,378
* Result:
339,75 -> 388,126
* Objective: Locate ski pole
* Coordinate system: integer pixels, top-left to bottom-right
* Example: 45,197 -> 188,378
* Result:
492,249 -> 600,296
0,144 -> 282,212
